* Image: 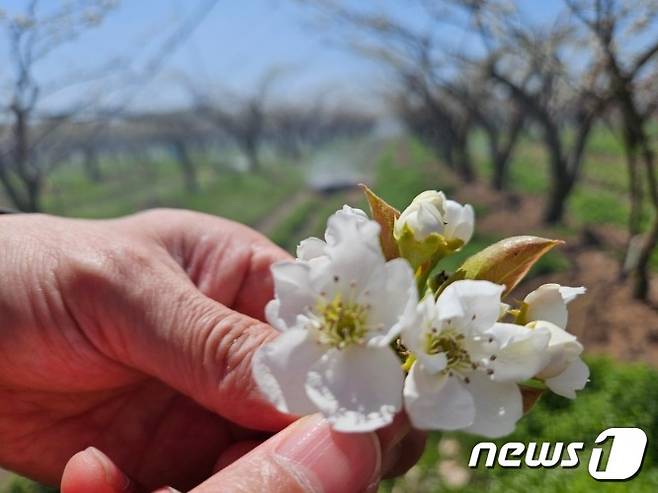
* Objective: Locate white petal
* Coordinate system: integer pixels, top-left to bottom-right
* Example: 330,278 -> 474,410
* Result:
531,320 -> 583,378
322,211 -> 385,294
457,204 -> 475,244
465,372 -> 523,438
252,329 -> 325,416
545,358 -> 589,399
437,280 -> 504,335
411,190 -> 447,214
297,237 -> 326,261
265,299 -> 286,332
306,346 -> 404,432
325,205 -> 379,248
401,294 -> 436,355
558,286 -> 586,304
268,261 -> 317,330
416,351 -> 448,374
487,323 -> 550,382
415,201 -> 445,239
444,201 -> 474,244
524,283 -> 584,328
365,258 -> 418,347
404,364 -> 475,431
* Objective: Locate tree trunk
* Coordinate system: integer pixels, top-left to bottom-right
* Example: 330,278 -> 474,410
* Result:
632,213 -> 658,300
243,138 -> 260,173
544,174 -> 573,224
25,176 -> 41,212
83,147 -> 103,183
491,152 -> 507,191
171,141 -> 199,193
492,110 -> 525,191
455,146 -> 475,183
632,137 -> 658,300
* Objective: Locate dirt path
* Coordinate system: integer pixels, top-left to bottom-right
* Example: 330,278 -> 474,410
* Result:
254,189 -> 313,236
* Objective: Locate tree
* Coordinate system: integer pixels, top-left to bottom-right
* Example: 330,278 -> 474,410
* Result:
481,8 -> 608,223
566,0 -> 658,300
195,70 -> 284,173
0,0 -> 117,211
135,111 -> 211,193
303,0 -> 535,185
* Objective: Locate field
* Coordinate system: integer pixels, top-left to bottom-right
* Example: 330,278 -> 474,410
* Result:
2,126 -> 658,492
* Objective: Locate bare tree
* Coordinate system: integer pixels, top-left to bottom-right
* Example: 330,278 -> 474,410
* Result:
567,0 -> 658,299
0,0 -> 117,211
194,71 -> 285,172
302,1 -> 535,185
438,61 -> 528,190
480,8 -> 608,223
269,99 -> 375,161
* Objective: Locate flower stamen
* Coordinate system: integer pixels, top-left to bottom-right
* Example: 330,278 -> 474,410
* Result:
315,295 -> 369,349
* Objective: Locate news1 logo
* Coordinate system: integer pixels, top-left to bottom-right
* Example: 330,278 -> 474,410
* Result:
469,427 -> 647,481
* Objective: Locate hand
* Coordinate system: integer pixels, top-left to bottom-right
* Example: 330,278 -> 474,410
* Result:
61,413 -> 427,493
0,210 -> 425,491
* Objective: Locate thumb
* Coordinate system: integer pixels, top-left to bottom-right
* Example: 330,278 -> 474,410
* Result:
193,414 -> 381,493
60,447 -> 138,493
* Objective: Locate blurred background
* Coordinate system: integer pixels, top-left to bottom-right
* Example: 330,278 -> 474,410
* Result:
1,0 -> 658,491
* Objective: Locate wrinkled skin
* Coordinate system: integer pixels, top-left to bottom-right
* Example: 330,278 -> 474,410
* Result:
0,210 -> 425,491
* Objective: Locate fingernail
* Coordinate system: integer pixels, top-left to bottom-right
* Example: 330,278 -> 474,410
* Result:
87,447 -> 132,492
274,414 -> 382,493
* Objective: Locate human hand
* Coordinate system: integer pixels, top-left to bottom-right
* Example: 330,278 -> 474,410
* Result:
0,210 -> 425,491
61,412 -> 426,492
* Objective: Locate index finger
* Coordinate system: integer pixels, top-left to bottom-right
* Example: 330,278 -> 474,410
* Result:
121,208 -> 293,321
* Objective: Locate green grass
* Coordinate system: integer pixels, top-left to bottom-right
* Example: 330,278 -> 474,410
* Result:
42,156 -> 304,225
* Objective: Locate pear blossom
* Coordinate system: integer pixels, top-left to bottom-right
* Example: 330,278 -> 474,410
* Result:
394,190 -> 474,246
402,280 -> 550,437
253,207 -> 418,432
523,284 -> 589,399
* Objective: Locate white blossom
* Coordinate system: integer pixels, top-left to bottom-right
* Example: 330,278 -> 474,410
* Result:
394,190 -> 447,241
394,190 -> 474,246
402,280 -> 550,437
523,284 -> 589,399
254,207 -> 418,432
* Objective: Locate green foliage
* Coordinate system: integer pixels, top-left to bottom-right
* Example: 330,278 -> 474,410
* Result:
2,477 -> 56,493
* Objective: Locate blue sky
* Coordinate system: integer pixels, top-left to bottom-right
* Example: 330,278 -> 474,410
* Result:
0,0 -> 564,112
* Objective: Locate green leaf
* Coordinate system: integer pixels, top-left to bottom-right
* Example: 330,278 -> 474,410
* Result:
360,184 -> 400,260
455,235 -> 563,296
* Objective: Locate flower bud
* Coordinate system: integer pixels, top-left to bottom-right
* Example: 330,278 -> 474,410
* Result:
394,190 -> 446,241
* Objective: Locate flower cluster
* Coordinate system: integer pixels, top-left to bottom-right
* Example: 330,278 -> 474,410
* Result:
253,188 -> 588,437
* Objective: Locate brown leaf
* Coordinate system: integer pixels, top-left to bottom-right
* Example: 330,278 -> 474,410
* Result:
521,385 -> 545,414
458,236 -> 563,296
360,184 -> 400,260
